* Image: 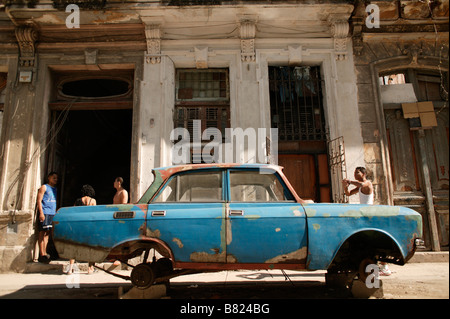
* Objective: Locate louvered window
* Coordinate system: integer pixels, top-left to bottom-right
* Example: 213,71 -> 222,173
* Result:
174,69 -> 230,145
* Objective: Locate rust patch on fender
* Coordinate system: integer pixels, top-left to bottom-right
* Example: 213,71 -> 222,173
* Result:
190,251 -> 236,263
138,225 -> 161,238
265,247 -> 307,264
173,237 -> 184,248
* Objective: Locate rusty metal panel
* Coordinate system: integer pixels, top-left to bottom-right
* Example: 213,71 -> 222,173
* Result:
305,203 -> 423,269
146,202 -> 226,263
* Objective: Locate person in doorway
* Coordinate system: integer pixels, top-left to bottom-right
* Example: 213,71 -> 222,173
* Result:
36,172 -> 58,263
67,184 -> 97,274
342,167 -> 392,276
74,184 -> 97,207
113,177 -> 128,204
112,177 -> 128,268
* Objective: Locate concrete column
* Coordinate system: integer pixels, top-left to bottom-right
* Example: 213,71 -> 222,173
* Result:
138,56 -> 175,197
0,60 -> 38,272
325,45 -> 365,204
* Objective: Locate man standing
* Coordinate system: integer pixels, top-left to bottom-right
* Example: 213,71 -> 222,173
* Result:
342,167 -> 391,275
113,177 -> 128,204
36,172 -> 58,263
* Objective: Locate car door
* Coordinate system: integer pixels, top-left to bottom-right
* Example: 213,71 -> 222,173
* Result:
226,169 -> 308,265
147,169 -> 226,264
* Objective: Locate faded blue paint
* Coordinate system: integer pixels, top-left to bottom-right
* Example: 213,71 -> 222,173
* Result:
304,203 -> 422,270
227,202 -> 307,263
147,202 -> 225,262
53,164 -> 422,270
54,204 -> 147,251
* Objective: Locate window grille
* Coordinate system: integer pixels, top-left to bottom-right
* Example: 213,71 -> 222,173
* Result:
174,106 -> 229,140
269,66 -> 326,141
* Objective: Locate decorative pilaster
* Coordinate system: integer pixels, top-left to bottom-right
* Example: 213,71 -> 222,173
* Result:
239,19 -> 256,62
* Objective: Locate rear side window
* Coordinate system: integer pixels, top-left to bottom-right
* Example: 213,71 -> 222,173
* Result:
154,171 -> 222,202
229,170 -> 294,202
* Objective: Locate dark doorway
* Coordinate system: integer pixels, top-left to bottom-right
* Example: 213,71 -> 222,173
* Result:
50,109 -> 132,207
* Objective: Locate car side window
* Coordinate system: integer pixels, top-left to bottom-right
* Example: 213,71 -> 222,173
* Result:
229,171 -> 294,202
154,171 -> 222,202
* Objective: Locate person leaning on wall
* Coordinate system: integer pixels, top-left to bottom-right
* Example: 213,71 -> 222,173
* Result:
36,172 -> 58,263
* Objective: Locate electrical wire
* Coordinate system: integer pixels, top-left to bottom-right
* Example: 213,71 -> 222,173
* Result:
8,98 -> 76,225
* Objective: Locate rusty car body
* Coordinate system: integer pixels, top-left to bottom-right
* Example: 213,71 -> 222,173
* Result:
53,163 -> 423,288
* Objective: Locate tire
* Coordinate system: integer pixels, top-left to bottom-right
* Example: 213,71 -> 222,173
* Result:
130,263 -> 155,289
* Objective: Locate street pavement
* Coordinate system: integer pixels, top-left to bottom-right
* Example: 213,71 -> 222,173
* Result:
0,258 -> 447,300
0,256 -> 447,318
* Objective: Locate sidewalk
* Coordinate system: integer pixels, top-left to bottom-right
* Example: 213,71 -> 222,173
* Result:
0,262 -> 447,299
10,251 -> 450,277
409,251 -> 449,263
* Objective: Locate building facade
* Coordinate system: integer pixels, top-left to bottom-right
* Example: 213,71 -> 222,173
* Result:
0,0 -> 448,272
351,0 -> 449,251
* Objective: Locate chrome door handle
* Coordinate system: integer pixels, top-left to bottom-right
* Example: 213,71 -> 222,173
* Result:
151,210 -> 166,217
229,210 -> 244,216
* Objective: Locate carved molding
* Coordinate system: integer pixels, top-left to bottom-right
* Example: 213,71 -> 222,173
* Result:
15,26 -> 38,68
194,46 -> 208,69
287,45 -> 311,65
84,49 -> 98,65
328,15 -> 349,61
145,24 -> 161,64
351,0 -> 365,56
239,19 -> 256,62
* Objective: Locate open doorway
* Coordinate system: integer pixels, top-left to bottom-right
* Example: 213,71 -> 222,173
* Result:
46,69 -> 134,207
49,109 -> 132,207
269,65 -> 331,202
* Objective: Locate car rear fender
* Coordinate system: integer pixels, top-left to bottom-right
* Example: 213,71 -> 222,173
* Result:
304,204 -> 421,270
307,228 -> 405,270
106,236 -> 175,263
328,229 -> 404,268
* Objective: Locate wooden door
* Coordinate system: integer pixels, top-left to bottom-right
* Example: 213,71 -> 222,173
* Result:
317,154 -> 331,202
278,154 -> 316,201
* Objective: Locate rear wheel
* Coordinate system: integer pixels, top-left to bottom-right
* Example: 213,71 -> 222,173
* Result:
130,263 -> 155,289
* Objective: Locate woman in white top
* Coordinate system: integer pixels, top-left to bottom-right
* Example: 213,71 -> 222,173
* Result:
342,167 -> 374,205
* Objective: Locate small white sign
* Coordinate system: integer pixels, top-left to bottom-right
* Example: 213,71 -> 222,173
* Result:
19,71 -> 32,83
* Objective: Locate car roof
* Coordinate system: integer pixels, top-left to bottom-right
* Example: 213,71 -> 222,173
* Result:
153,163 -> 283,179
141,163 -> 302,204
154,163 -> 282,173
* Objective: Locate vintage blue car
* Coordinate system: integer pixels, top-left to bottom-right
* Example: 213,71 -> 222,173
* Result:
53,163 -> 423,288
